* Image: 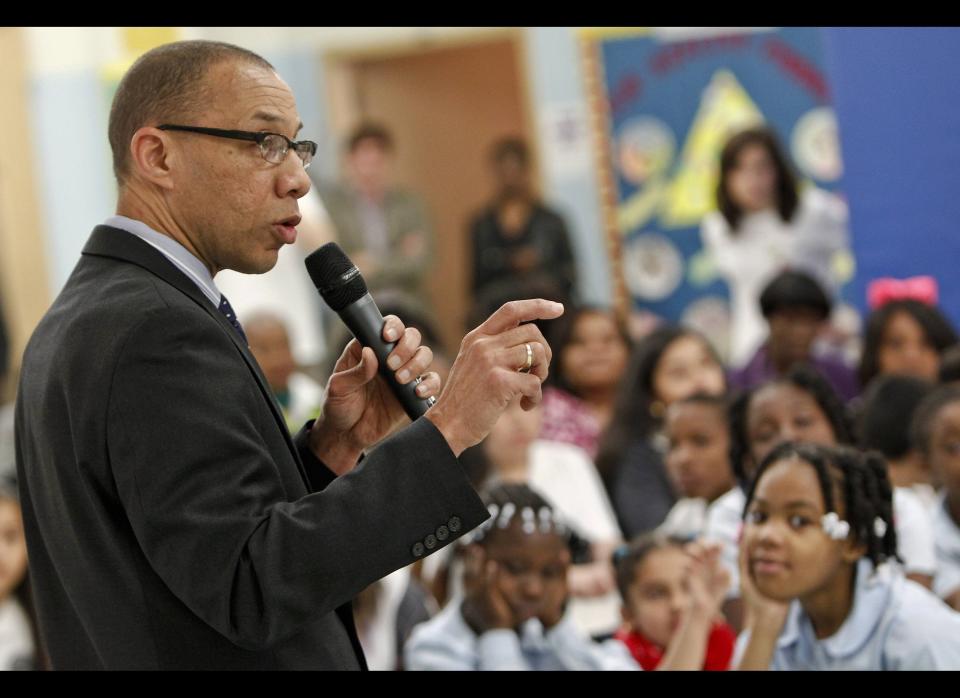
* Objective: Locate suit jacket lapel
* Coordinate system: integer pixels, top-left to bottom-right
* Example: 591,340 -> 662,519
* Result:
83,225 -> 313,489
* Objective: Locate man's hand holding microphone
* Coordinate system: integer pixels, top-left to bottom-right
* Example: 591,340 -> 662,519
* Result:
304,242 -> 563,472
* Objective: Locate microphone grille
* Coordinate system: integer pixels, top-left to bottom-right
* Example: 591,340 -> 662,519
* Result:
304,242 -> 369,312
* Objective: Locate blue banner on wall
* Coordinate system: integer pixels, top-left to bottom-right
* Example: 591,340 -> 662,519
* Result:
822,27 -> 960,329
595,28 -> 848,355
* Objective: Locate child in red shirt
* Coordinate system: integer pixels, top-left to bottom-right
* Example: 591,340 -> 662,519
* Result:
613,534 -> 736,670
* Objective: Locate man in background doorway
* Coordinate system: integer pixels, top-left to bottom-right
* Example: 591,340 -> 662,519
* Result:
318,123 -> 435,308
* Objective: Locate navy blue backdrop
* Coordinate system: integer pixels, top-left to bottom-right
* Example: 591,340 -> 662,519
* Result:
822,27 -> 960,327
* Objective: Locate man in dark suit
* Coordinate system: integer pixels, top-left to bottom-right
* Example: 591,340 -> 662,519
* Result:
14,40 -> 561,670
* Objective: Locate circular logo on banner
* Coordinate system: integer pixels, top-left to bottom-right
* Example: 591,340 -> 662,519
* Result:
615,117 -> 676,186
791,107 -> 844,182
622,233 -> 684,301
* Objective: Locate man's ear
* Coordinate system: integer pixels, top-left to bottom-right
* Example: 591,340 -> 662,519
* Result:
128,127 -> 176,190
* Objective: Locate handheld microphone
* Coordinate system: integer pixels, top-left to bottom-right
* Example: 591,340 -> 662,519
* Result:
304,243 -> 436,421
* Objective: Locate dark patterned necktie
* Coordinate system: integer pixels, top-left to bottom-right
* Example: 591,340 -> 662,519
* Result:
217,294 -> 247,344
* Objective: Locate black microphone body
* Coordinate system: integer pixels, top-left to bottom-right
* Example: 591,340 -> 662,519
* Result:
305,244 -> 434,421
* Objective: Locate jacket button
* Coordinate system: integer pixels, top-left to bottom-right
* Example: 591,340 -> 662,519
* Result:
424,534 -> 438,550
448,516 -> 461,533
436,525 -> 449,541
411,542 -> 426,558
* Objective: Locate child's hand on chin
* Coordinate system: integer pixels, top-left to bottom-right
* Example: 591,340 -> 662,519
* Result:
737,541 -> 789,629
462,553 -> 517,633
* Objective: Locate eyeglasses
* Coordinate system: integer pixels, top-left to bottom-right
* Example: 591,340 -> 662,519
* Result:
157,124 -> 317,169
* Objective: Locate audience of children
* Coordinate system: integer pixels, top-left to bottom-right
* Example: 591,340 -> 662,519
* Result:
728,270 -> 858,402
858,292 -> 958,393
858,375 -> 938,513
910,386 -> 960,611
431,398 -> 623,636
245,312 -> 325,432
538,306 -> 631,459
595,327 -> 727,539
735,443 -> 960,670
404,483 -> 639,670
612,534 -> 736,670
0,476 -> 39,670
657,395 -> 738,540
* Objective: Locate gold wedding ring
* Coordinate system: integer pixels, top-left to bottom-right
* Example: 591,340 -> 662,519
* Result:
518,342 -> 534,374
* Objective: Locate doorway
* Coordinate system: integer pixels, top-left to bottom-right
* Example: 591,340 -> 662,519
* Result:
324,31 -> 534,354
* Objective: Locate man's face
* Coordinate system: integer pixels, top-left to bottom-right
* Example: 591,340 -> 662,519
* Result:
167,60 -> 311,275
347,139 -> 391,194
493,154 -> 530,199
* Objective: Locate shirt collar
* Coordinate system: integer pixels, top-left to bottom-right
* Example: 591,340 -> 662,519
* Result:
779,558 -> 894,658
104,215 -> 221,308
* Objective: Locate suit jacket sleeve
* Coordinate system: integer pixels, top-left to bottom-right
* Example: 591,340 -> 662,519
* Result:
106,304 -> 488,651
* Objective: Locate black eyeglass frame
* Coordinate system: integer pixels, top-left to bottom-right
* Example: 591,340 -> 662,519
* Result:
156,124 -> 317,168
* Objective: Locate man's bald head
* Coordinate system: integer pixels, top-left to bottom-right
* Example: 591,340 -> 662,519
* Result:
108,40 -> 274,186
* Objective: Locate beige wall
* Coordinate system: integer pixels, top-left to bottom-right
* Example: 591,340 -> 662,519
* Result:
0,28 -> 51,395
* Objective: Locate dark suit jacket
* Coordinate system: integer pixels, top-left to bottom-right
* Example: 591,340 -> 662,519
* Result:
14,225 -> 488,670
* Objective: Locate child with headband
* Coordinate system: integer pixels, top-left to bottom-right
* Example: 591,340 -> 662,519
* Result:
736,443 -> 960,670
404,483 -> 638,670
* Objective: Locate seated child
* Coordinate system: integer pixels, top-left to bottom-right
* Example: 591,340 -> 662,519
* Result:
910,385 -> 960,610
858,374 -> 938,514
404,483 -> 639,670
713,365 -> 936,614
658,394 -> 737,539
613,533 -> 735,670
736,443 -> 960,670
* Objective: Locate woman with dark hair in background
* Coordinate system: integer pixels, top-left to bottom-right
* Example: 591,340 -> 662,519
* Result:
539,306 -> 631,460
595,326 -> 726,539
700,126 -> 849,369
858,295 -> 958,392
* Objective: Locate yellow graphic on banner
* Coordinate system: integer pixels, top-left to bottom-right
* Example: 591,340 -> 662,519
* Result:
660,69 -> 764,228
615,69 -> 764,234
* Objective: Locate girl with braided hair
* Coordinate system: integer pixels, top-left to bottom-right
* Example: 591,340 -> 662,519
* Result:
707,365 -> 936,634
736,443 -> 960,670
404,483 -> 638,670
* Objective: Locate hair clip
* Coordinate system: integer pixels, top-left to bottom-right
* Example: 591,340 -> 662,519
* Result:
521,506 -> 536,534
612,544 -> 630,563
873,517 -> 888,538
821,512 -> 850,540
497,502 -> 516,529
538,506 -> 553,533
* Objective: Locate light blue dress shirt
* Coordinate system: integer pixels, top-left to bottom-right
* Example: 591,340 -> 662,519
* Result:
736,559 -> 960,670
104,215 -> 221,308
405,598 -> 640,671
